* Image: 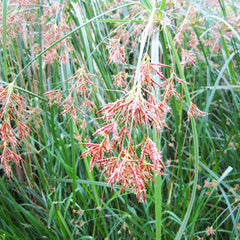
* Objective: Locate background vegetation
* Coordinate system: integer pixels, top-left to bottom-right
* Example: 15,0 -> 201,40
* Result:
0,0 -> 239,239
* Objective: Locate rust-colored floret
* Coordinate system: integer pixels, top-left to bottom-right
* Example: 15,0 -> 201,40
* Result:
0,85 -> 30,178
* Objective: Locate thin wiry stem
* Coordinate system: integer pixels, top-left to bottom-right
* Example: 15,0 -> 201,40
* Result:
165,27 -> 199,240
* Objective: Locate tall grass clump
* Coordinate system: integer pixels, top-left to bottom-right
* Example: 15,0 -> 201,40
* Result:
0,0 -> 239,239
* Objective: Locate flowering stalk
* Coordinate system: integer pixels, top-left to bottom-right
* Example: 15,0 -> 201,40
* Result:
80,0 -> 203,202
0,83 -> 30,178
80,39 -> 191,202
187,102 -> 208,121
44,67 -> 97,124
152,28 -> 162,240
80,50 -> 173,201
104,38 -> 126,71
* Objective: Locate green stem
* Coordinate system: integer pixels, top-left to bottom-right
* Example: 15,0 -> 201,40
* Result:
151,29 -> 162,240
165,28 -> 199,240
155,174 -> 162,240
2,0 -> 8,83
160,0 -> 166,10
70,119 -> 76,210
38,0 -> 44,96
151,1 -> 167,236
221,34 -> 237,85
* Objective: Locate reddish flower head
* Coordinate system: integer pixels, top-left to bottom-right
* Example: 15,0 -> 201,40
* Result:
187,102 -> 208,121
104,38 -> 126,69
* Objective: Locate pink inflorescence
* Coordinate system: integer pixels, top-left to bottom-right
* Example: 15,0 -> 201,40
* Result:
0,84 -> 30,178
